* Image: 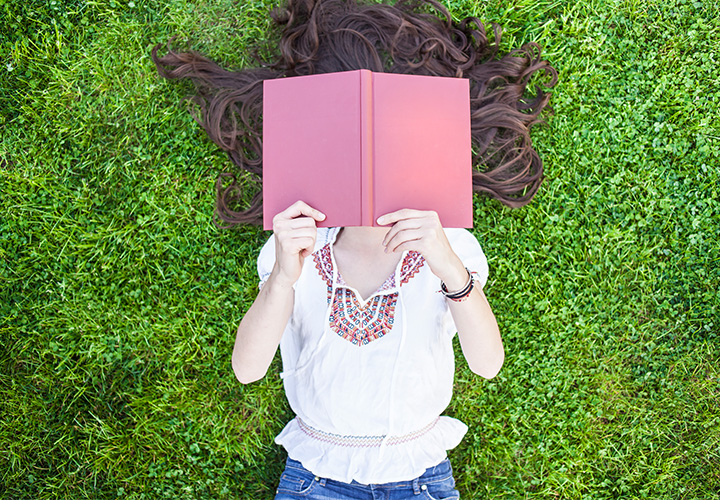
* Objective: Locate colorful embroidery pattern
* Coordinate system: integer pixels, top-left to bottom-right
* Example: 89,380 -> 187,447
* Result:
313,245 -> 332,283
329,289 -> 397,345
297,417 -> 440,448
312,245 -> 425,346
399,251 -> 425,285
314,244 -> 335,300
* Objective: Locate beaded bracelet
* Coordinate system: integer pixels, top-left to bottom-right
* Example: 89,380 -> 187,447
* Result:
440,267 -> 474,302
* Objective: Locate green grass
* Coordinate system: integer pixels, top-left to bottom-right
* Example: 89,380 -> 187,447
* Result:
1,0 -> 718,498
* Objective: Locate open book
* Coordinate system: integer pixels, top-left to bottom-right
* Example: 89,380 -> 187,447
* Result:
262,69 -> 472,229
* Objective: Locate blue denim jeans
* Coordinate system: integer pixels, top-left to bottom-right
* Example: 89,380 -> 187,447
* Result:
274,457 -> 460,500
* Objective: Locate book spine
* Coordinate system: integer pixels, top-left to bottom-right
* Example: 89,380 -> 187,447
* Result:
360,69 -> 374,226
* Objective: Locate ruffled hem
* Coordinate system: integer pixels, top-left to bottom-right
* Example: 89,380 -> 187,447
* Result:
274,416 -> 468,484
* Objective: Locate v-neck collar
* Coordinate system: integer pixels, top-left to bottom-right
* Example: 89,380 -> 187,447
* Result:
313,228 -> 425,306
327,227 -> 406,304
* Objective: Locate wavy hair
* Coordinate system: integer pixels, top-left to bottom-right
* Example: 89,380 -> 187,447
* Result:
152,0 -> 558,227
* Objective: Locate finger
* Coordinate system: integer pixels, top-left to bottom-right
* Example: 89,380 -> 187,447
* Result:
295,236 -> 316,253
273,215 -> 324,237
391,239 -> 424,255
384,228 -> 426,253
275,215 -> 321,232
381,218 -> 423,247
276,227 -> 318,243
376,208 -> 423,226
276,225 -> 317,251
278,235 -> 316,261
275,200 -> 326,223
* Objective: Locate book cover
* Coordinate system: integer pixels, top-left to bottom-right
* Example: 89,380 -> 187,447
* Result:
262,69 -> 472,229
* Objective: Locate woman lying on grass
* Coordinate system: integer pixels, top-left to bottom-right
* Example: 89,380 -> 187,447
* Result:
153,0 -> 556,497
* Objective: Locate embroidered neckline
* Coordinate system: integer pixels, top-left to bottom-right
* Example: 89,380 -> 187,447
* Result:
313,244 -> 425,295
312,244 -> 425,347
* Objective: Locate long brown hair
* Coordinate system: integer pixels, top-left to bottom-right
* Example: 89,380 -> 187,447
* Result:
152,0 -> 558,228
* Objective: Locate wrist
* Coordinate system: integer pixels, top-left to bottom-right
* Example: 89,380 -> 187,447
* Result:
436,258 -> 468,290
441,267 -> 474,302
267,265 -> 298,291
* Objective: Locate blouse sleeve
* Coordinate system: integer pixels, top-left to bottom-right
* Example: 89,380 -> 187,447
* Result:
257,234 -> 277,290
445,228 -> 489,289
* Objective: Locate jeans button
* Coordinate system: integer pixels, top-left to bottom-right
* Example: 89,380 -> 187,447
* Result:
421,484 -> 427,491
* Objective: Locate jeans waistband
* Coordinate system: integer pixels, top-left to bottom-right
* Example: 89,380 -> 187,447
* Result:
284,456 -> 452,486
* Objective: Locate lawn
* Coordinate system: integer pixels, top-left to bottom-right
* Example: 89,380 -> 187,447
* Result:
1,0 -> 718,498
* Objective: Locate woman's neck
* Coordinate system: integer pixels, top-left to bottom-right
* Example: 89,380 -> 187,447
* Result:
333,225 -> 400,300
335,226 -> 389,253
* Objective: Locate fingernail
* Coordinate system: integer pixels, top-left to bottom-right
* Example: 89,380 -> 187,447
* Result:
376,217 -> 384,225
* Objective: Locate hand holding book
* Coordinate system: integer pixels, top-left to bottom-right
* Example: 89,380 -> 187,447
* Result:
271,201 -> 326,288
378,209 -> 467,289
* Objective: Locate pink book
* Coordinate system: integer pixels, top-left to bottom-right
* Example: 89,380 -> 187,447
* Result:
262,69 -> 472,230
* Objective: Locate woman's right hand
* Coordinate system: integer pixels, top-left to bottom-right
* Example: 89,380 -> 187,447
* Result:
271,200 -> 326,287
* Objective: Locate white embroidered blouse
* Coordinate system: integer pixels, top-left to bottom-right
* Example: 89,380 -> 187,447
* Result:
256,227 -> 489,484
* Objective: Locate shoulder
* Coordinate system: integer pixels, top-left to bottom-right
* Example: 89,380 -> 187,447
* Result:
314,227 -> 340,249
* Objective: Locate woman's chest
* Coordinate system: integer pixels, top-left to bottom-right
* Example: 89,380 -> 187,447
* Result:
293,253 -> 448,348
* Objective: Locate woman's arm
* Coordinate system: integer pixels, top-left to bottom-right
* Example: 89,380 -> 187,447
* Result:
445,282 -> 504,379
378,209 -> 504,379
232,201 -> 326,384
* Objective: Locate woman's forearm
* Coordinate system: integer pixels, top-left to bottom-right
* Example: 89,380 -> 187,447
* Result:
231,268 -> 295,384
447,280 -> 504,379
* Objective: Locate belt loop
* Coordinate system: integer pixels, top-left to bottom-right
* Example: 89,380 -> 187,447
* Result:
412,477 -> 421,495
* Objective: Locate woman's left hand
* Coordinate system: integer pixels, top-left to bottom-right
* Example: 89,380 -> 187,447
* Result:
376,209 -> 468,290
